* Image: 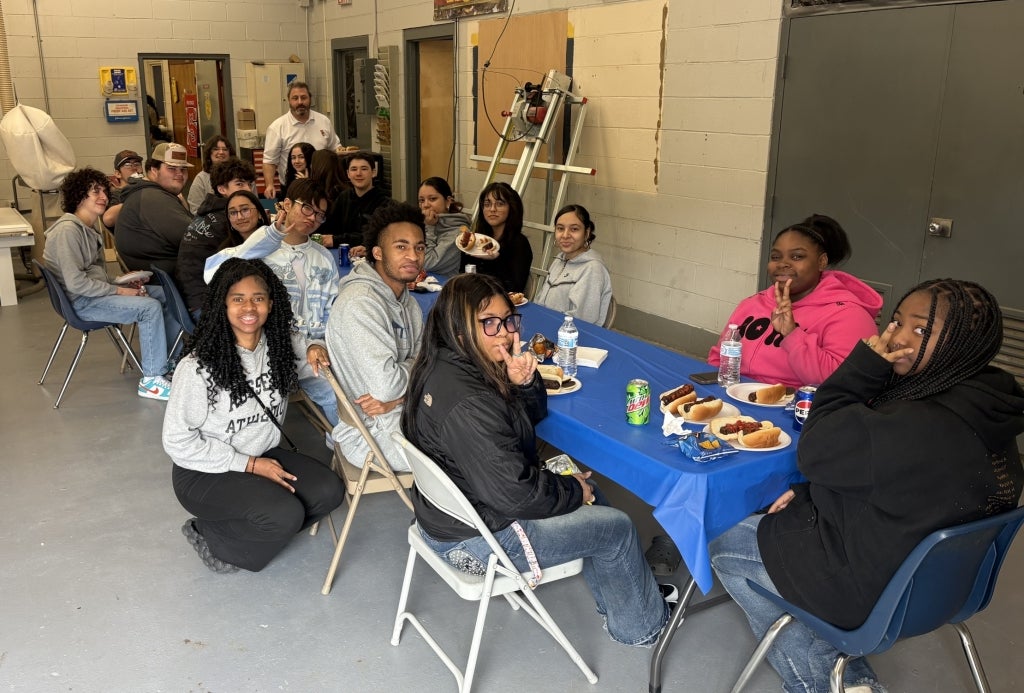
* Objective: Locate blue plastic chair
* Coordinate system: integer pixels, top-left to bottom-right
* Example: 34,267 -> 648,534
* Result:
731,504 -> 1024,693
149,266 -> 194,359
34,260 -> 143,408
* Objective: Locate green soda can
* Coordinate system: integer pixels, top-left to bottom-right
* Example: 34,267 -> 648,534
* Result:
625,379 -> 651,425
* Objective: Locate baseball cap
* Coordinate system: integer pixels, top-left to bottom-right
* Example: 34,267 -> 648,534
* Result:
114,149 -> 143,169
152,142 -> 194,168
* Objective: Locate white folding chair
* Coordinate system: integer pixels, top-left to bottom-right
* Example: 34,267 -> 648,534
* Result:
319,369 -> 414,595
389,431 -> 598,693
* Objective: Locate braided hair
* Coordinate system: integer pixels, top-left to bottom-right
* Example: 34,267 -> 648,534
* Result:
183,258 -> 299,408
872,278 -> 1003,405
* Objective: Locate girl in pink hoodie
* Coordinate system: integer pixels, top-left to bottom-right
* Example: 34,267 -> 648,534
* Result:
708,215 -> 882,388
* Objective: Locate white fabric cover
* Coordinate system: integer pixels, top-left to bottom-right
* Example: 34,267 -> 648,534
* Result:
0,103 -> 76,191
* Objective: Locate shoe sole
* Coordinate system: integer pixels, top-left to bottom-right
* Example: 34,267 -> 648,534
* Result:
138,389 -> 170,401
181,519 -> 239,574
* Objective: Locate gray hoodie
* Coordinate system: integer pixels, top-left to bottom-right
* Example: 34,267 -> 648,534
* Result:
534,248 -> 612,325
424,211 -> 471,276
42,213 -> 118,299
325,261 -> 423,471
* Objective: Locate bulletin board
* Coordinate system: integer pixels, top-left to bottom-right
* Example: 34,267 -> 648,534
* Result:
474,11 -> 568,175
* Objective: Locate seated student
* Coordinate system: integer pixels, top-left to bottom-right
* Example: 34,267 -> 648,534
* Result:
402,273 -> 673,647
418,176 -> 470,276
459,182 -> 533,294
321,151 -> 389,258
275,142 -> 315,203
204,179 -> 340,428
326,202 -> 425,471
165,258 -> 344,573
708,214 -> 882,388
175,158 -> 257,316
710,279 -> 1024,693
186,135 -> 235,214
533,204 -> 612,324
42,167 -> 176,401
110,150 -> 143,198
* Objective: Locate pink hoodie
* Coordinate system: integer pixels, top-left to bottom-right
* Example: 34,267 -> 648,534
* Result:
708,270 -> 882,388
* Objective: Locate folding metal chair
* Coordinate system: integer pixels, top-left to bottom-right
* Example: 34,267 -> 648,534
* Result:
149,266 -> 194,360
731,505 -> 1024,693
319,369 -> 414,595
33,260 -> 142,408
389,431 -> 598,693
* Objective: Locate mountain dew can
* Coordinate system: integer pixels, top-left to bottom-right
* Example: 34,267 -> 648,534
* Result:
625,379 -> 651,425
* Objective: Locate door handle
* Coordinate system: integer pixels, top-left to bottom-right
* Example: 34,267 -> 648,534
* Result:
927,217 -> 953,238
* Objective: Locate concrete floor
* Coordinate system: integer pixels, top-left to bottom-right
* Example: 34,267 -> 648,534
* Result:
2,269 -> 1021,693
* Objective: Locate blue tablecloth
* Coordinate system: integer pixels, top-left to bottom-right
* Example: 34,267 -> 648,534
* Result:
352,267 -> 802,593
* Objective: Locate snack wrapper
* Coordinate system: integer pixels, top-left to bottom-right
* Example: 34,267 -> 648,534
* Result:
675,431 -> 739,463
544,454 -> 581,475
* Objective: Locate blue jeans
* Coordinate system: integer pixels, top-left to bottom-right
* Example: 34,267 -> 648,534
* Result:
72,286 -> 178,377
299,374 -> 339,428
419,502 -> 669,647
709,515 -> 886,693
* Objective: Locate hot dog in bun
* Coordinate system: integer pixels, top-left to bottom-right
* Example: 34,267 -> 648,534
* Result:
458,226 -> 475,251
710,416 -> 773,441
680,396 -> 723,421
737,426 -> 782,449
748,383 -> 787,405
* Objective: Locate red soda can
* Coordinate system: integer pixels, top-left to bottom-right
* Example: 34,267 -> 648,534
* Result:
626,379 -> 651,425
793,386 -> 817,431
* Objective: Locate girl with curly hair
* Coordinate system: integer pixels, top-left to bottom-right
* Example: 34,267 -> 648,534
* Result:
42,167 -> 177,400
164,258 -> 344,573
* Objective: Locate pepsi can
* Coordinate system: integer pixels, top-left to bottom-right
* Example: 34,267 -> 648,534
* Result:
793,386 -> 816,432
338,244 -> 350,268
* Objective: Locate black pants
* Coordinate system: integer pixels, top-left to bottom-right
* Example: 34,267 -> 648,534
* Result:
172,447 -> 345,571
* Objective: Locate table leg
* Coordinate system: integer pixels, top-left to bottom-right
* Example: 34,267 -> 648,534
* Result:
649,577 -> 734,693
0,249 -> 18,306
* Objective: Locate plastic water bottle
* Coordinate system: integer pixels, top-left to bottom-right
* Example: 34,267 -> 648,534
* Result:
717,323 -> 742,387
556,315 -> 578,378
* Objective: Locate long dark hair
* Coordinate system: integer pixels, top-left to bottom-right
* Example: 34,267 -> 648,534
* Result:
201,135 -> 234,173
872,278 -> 1003,405
284,142 -> 315,190
419,176 -> 463,213
309,148 -> 347,199
474,181 -> 523,239
184,259 -> 299,408
218,190 -> 270,251
403,274 -> 518,442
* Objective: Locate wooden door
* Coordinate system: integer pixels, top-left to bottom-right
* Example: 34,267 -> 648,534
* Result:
418,39 -> 455,184
167,60 -> 202,184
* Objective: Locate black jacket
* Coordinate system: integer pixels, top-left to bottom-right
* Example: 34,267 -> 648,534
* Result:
324,186 -> 390,247
408,347 -> 583,541
460,232 -> 533,293
759,341 -> 1024,629
175,193 -> 229,311
114,179 -> 193,274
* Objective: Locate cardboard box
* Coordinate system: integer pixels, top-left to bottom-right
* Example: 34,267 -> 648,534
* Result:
237,108 -> 256,130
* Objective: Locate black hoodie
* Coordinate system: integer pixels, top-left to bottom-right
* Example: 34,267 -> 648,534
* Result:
175,193 -> 229,311
758,340 -> 1024,629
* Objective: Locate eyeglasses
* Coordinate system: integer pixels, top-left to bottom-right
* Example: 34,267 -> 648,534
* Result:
227,206 -> 257,219
119,161 -> 142,170
478,313 -> 522,337
294,200 -> 328,224
482,199 -> 508,210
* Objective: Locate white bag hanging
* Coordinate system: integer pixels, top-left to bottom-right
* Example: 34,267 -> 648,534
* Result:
0,103 -> 76,191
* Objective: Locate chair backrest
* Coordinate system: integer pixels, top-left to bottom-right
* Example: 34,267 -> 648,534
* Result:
867,505 -> 1024,650
150,265 -> 195,335
33,259 -> 107,332
603,295 -> 617,329
391,431 -> 517,568
322,368 -> 398,471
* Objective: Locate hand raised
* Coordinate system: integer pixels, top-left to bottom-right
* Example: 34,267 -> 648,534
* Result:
501,338 -> 537,386
771,279 -> 796,336
864,321 -> 914,364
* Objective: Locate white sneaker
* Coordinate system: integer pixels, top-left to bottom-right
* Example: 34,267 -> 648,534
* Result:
138,375 -> 172,401
845,686 -> 873,693
325,431 -> 335,451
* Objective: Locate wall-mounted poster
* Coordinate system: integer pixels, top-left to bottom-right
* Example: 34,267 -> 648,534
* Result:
434,0 -> 507,21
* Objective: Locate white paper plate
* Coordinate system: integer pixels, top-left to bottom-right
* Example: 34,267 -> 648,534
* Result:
457,232 -> 501,257
114,270 -> 152,285
726,382 -> 794,408
703,424 -> 792,452
546,378 -> 582,396
513,297 -> 529,307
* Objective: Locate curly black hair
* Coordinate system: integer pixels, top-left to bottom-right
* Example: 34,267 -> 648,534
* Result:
209,157 -> 257,191
184,258 -> 299,408
60,167 -> 111,214
362,201 -> 425,265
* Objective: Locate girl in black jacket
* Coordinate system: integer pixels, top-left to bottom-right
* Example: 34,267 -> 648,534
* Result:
710,278 -> 1024,693
402,273 -> 671,647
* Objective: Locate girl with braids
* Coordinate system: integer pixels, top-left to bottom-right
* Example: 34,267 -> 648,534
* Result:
163,258 -> 343,573
709,214 -> 883,388
402,274 -> 673,647
709,278 -> 1024,693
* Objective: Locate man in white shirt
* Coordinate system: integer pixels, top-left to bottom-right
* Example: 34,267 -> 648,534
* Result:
262,81 -> 341,199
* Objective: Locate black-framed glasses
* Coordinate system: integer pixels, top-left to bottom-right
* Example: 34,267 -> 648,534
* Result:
294,200 -> 327,224
478,313 -> 522,336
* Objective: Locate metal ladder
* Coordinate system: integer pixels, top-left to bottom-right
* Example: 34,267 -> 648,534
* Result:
470,69 -> 595,297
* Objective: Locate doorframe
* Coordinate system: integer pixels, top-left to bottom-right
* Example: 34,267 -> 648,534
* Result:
331,36 -> 371,150
404,24 -> 456,202
137,53 -> 233,158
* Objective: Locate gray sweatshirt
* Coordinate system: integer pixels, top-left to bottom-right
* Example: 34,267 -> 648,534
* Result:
424,211 -> 471,276
534,248 -> 612,325
325,261 -> 423,470
162,332 -> 312,473
42,213 -> 118,299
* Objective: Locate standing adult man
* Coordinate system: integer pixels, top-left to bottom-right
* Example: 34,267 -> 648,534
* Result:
325,202 -> 425,471
262,82 -> 341,199
113,142 -> 194,274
